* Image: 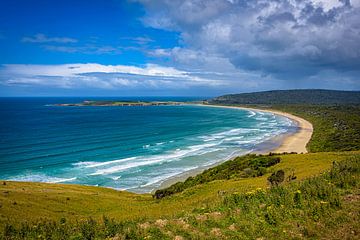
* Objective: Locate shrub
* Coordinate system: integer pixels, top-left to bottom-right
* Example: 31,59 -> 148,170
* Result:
154,154 -> 281,198
267,170 -> 285,186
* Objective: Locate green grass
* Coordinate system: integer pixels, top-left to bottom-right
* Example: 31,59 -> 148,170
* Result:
154,154 -> 282,198
2,155 -> 359,239
1,151 -> 358,228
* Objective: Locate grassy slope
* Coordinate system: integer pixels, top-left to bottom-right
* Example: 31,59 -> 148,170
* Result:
1,152 -> 358,226
2,154 -> 359,239
1,103 -> 360,238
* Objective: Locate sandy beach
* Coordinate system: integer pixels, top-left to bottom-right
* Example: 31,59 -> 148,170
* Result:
155,104 -> 313,192
201,104 -> 313,154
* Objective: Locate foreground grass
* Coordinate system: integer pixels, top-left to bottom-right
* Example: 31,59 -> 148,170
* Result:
2,155 -> 359,239
1,152 -> 358,228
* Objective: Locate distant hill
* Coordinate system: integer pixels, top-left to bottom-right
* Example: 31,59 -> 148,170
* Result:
209,89 -> 360,105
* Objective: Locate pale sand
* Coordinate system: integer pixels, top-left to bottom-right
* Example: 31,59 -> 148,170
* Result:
155,104 -> 313,192
200,104 -> 313,154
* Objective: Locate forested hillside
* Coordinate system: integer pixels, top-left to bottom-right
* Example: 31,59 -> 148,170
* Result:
209,89 -> 360,105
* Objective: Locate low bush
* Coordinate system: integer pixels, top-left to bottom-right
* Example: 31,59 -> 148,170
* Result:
154,154 -> 281,199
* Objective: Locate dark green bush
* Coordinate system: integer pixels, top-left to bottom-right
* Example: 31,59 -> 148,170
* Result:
154,155 -> 281,199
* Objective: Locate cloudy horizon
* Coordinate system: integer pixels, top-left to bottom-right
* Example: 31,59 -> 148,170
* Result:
0,0 -> 359,96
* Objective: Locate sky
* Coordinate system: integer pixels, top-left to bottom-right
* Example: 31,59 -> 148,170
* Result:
0,0 -> 359,97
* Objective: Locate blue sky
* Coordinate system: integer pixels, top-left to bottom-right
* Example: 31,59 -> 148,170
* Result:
0,0 -> 359,96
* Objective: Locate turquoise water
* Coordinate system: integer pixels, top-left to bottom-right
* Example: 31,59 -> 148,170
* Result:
0,98 -> 295,193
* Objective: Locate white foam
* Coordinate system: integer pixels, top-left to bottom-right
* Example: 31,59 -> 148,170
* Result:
255,117 -> 268,121
199,128 -> 260,142
88,160 -> 153,175
51,177 -> 77,183
8,174 -> 77,184
247,110 -> 256,117
87,142 -> 221,176
73,161 -> 97,167
75,157 -> 137,168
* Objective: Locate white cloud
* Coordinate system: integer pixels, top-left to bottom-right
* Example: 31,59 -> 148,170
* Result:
22,33 -> 78,43
351,0 -> 360,8
44,45 -> 122,55
137,0 -> 360,90
311,0 -> 343,11
148,48 -> 172,57
0,63 -> 223,90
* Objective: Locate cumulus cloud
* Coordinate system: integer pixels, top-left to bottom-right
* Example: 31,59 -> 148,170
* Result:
138,0 -> 360,85
0,63 -> 223,90
22,33 -> 78,43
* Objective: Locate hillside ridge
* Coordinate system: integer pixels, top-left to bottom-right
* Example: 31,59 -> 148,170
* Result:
209,89 -> 360,105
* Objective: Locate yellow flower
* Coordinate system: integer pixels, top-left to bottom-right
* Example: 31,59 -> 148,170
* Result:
245,191 -> 255,196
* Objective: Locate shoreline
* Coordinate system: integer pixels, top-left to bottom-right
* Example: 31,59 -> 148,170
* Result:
155,104 -> 313,192
198,104 -> 313,154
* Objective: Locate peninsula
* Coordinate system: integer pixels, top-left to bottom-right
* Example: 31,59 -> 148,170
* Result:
55,100 -> 184,107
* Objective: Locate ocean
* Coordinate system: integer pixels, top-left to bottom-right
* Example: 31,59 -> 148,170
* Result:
0,97 -> 295,193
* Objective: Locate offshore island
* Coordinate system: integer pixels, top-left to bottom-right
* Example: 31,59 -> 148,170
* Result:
55,100 -> 184,107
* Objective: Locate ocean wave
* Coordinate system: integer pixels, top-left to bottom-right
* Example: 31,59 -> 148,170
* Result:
247,110 -> 256,117
86,142 -> 221,176
8,174 -> 77,183
199,128 -> 260,142
74,157 -> 137,168
255,117 -> 268,121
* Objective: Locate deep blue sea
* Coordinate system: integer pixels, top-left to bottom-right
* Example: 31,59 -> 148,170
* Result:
0,97 -> 295,193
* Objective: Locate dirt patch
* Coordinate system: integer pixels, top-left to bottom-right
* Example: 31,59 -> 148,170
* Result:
210,228 -> 222,237
195,214 -> 207,222
138,222 -> 150,229
155,219 -> 168,228
208,211 -> 223,220
228,223 -> 237,231
343,193 -> 360,203
173,219 -> 191,230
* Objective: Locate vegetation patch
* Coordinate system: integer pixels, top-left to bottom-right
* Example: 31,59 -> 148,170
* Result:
154,154 -> 282,199
275,105 -> 360,152
2,156 -> 359,239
